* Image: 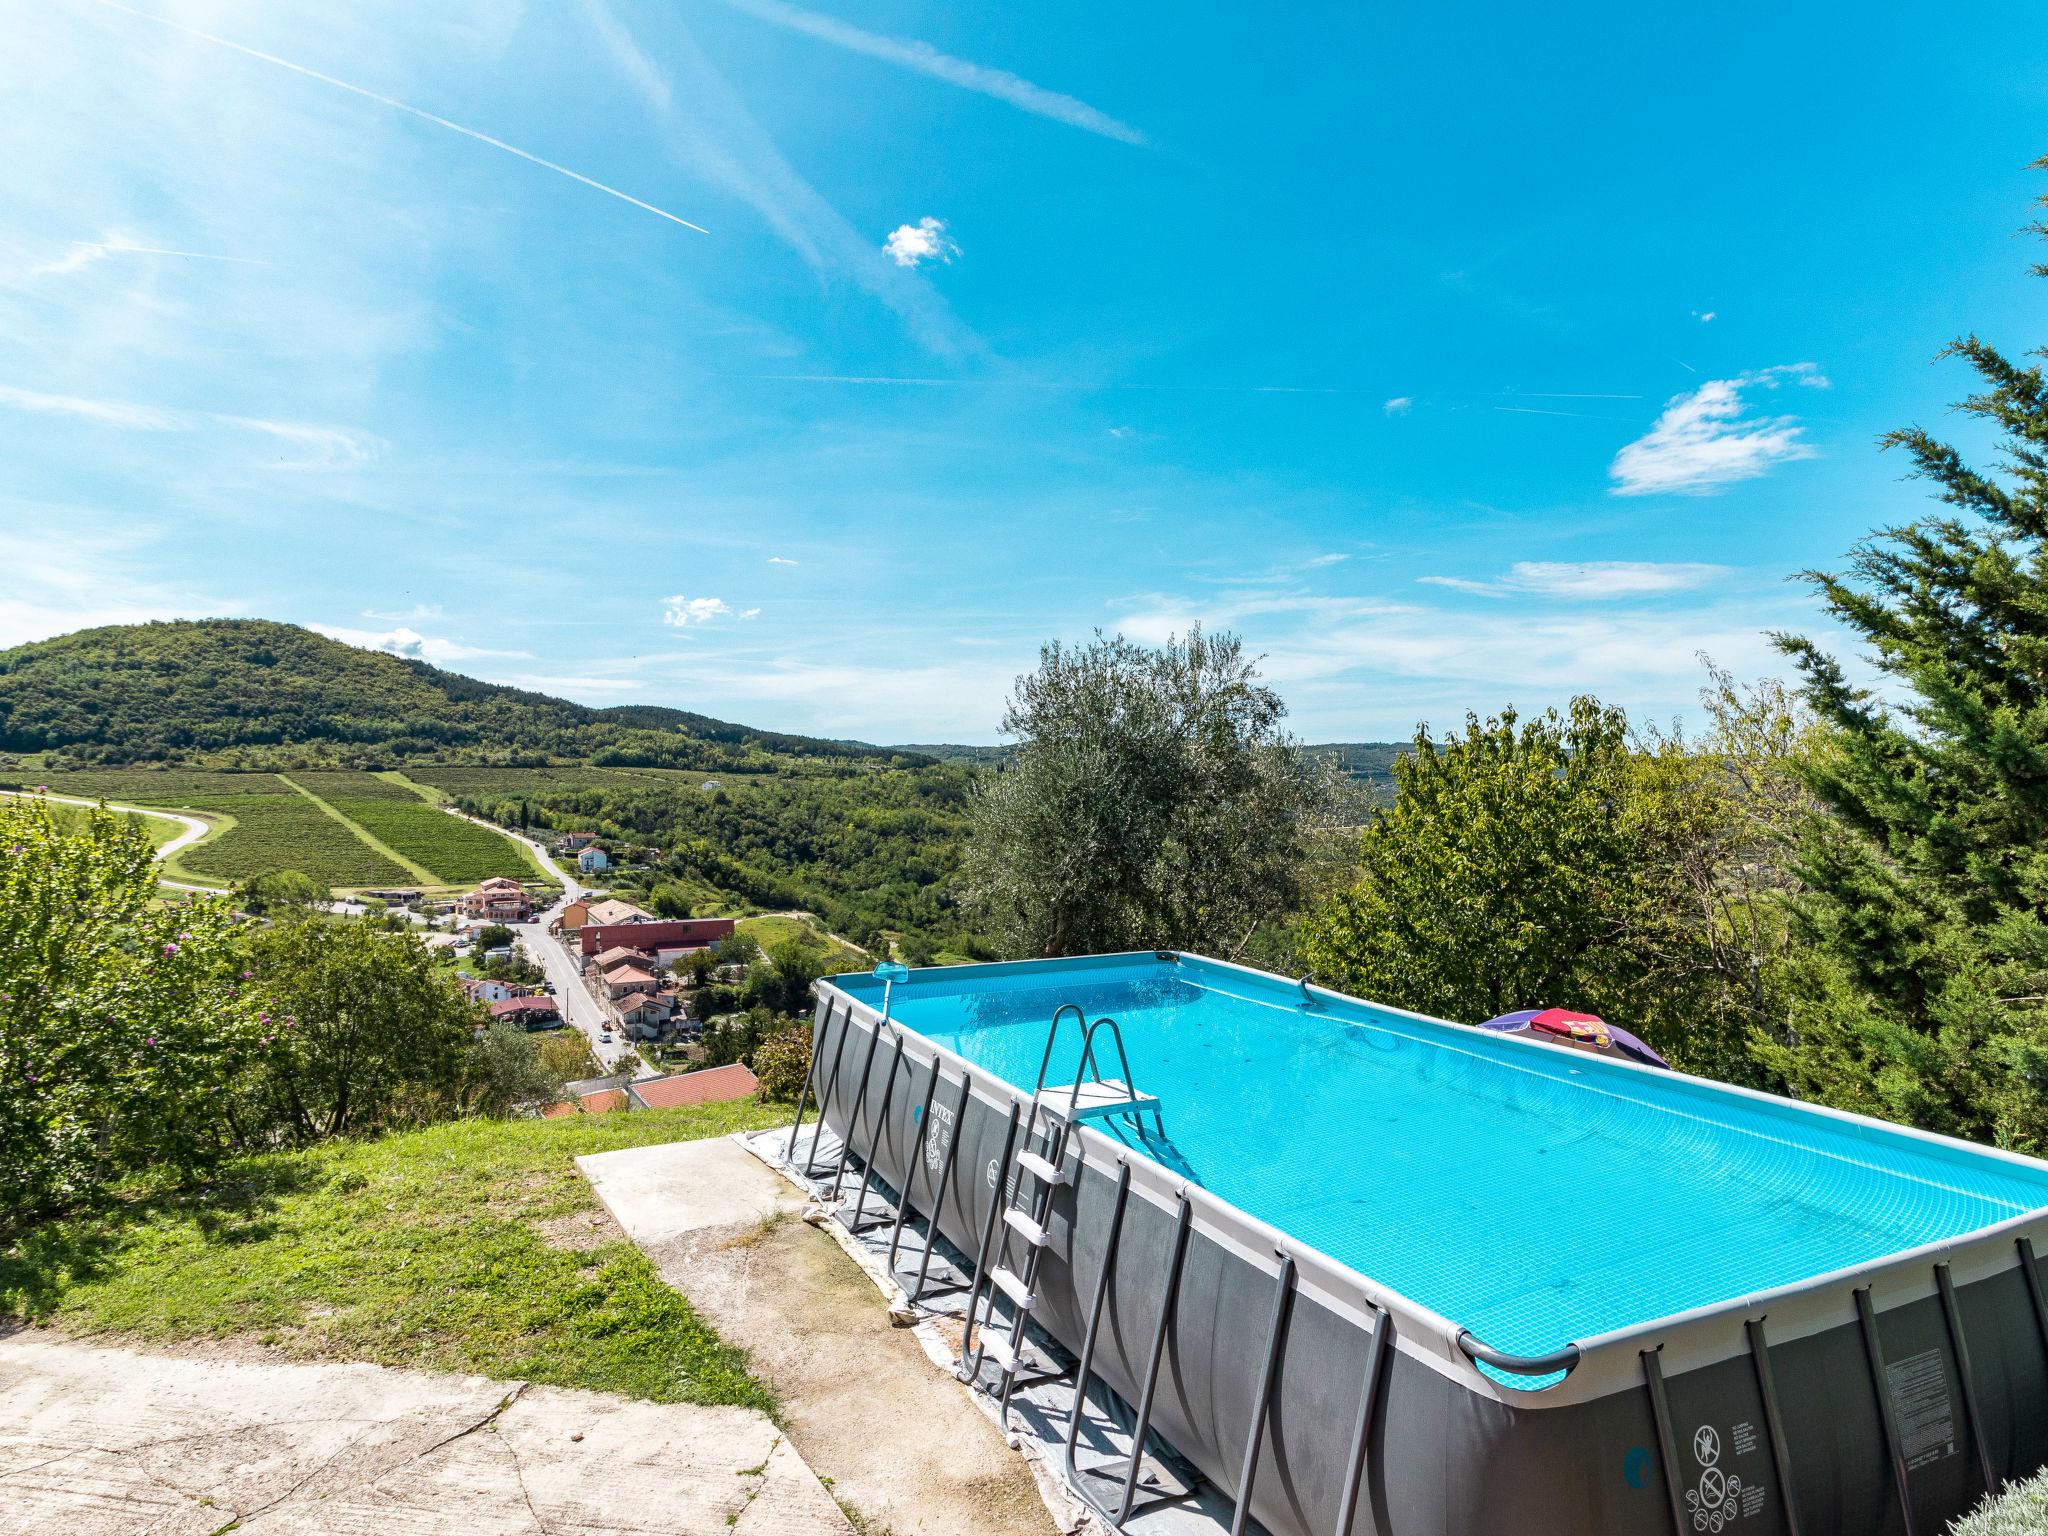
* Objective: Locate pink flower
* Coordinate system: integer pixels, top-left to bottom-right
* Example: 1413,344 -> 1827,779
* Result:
145,1036 -> 156,1047
163,942 -> 179,956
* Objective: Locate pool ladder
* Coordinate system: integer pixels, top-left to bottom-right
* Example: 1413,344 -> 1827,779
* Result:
957,1006 -> 1161,1422
788,994 -> 1400,1536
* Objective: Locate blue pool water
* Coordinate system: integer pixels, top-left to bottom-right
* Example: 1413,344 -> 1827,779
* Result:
834,953 -> 2048,1359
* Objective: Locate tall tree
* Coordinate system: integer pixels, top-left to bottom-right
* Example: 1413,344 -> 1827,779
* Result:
1299,699 -> 1651,1027
962,629 -> 1344,959
1768,165 -> 2048,1145
236,919 -> 477,1142
1,800 -> 260,1223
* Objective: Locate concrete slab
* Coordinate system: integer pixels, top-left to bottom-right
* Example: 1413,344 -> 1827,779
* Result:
578,1137 -> 802,1244
0,1330 -> 851,1536
581,1137 -> 1054,1536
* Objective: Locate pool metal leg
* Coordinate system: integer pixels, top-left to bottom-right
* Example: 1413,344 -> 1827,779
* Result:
1935,1262 -> 2000,1499
1061,1160 -> 1133,1530
956,1104 -> 1022,1377
1744,1318 -> 1803,1536
782,1004 -> 831,1163
1227,1251 -> 1295,1536
1640,1345 -> 1688,1536
1116,1193 -> 1194,1525
848,1033 -> 906,1229
1332,1306 -> 1390,1536
801,1002 -> 853,1174
2021,1237 -> 2048,1374
1855,1285 -> 1920,1536
885,1059 -> 942,1272
829,1019 -> 887,1201
909,1071 -> 974,1303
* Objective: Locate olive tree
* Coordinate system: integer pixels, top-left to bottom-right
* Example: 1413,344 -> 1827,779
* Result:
963,629 -> 1347,959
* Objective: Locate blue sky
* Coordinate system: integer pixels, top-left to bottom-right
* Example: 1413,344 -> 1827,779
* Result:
2,0 -> 2044,742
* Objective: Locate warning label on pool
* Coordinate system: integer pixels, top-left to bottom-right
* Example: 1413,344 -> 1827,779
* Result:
1888,1349 -> 1958,1470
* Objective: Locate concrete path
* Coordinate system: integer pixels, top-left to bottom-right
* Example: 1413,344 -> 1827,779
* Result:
0,1330 -> 851,1536
582,1139 -> 1056,1536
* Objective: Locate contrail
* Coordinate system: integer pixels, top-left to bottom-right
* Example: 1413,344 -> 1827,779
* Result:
708,0 -> 1146,147
33,239 -> 270,276
732,374 -> 1346,394
80,0 -> 709,234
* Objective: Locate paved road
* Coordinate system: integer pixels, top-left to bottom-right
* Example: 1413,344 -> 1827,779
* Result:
2,788 -> 219,892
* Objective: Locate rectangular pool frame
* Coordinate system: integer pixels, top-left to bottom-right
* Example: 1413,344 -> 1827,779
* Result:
802,952 -> 2048,1536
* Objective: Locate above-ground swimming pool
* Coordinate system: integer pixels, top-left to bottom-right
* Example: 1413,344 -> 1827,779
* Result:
806,952 -> 2048,1536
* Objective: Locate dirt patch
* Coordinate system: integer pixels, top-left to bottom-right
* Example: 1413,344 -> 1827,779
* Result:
535,1205 -> 625,1251
589,1139 -> 1054,1536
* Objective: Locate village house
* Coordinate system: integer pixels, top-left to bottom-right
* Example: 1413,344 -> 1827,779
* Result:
577,916 -> 735,957
550,896 -> 651,936
577,846 -> 610,874
459,975 -> 529,1005
489,994 -> 561,1029
626,1063 -> 758,1109
554,831 -> 597,853
458,876 -> 532,923
604,964 -> 661,1000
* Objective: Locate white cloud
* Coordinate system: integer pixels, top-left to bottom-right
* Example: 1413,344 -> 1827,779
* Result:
1609,364 -> 1826,496
363,603 -> 444,622
1382,396 -> 1413,416
705,0 -> 1146,146
1418,561 -> 1732,600
0,527 -> 244,649
1693,309 -> 1716,323
768,555 -> 798,566
0,386 -> 381,467
215,415 -> 385,469
661,595 -> 761,627
0,384 -> 179,431
883,217 -> 958,269
313,622 -> 526,666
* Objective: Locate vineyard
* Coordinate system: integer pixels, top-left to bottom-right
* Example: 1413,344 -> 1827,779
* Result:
27,768 -> 537,890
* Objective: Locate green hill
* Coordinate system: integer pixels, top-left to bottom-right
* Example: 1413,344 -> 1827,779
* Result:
0,620 -> 925,770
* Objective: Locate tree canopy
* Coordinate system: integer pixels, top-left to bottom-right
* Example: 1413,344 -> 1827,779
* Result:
1767,163 -> 2048,1145
963,629 -> 1348,959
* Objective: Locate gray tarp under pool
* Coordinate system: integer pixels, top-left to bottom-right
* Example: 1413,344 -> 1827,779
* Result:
807,955 -> 2048,1536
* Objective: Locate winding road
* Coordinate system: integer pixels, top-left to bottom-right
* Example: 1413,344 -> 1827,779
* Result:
1,789 -> 219,891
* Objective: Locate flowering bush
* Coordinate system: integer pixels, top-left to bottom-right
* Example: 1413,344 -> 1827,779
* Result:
0,800 -> 265,1224
750,1024 -> 812,1103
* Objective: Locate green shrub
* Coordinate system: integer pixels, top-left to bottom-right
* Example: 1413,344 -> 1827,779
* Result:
1954,1473 -> 2048,1535
750,1025 -> 811,1102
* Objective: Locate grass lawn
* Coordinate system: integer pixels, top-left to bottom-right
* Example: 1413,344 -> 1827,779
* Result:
738,912 -> 869,967
0,1101 -> 782,1410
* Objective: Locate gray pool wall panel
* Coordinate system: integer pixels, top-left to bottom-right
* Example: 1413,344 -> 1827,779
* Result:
812,967 -> 2048,1536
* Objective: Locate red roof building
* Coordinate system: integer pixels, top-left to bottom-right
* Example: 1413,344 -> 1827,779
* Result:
578,917 -> 735,956
459,876 -> 533,922
490,995 -> 561,1026
627,1064 -> 759,1109
541,1087 -> 627,1118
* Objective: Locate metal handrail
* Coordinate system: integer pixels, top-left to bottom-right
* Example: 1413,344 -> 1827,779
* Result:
1454,1329 -> 1582,1378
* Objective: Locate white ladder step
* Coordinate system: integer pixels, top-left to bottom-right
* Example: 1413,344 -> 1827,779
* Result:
1004,1209 -> 1049,1247
1041,1079 -> 1161,1123
1015,1149 -> 1067,1185
982,1328 -> 1027,1375
989,1265 -> 1035,1310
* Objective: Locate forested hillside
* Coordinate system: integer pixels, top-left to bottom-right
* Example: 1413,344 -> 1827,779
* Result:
0,620 -> 923,770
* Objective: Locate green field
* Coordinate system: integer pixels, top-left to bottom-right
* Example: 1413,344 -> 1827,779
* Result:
287,772 -> 538,884
30,768 -> 536,891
